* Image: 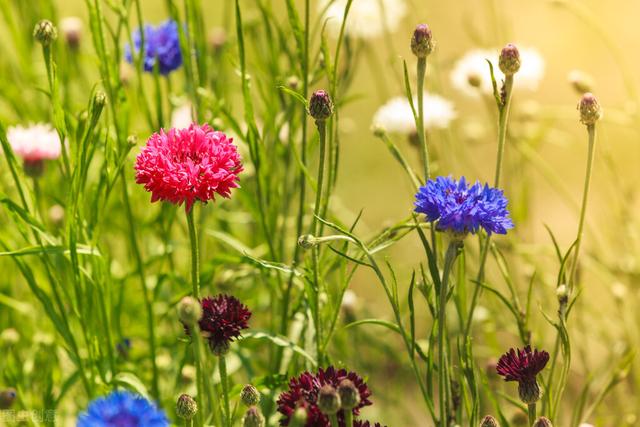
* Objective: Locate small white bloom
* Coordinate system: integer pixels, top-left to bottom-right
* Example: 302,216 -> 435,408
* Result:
372,93 -> 456,134
171,103 -> 194,129
451,47 -> 545,97
578,424 -> 594,427
319,0 -> 407,40
7,123 -> 61,162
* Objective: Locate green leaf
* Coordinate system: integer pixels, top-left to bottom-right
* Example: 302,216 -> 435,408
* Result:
242,331 -> 317,366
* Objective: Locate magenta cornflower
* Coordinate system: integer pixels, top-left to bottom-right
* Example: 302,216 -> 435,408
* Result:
496,345 -> 549,404
277,366 -> 372,426
196,294 -> 251,355
134,124 -> 243,212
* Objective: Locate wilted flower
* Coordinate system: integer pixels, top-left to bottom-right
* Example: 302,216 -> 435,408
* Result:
497,346 -> 549,404
414,176 -> 513,237
176,394 -> 197,420
319,0 -> 407,40
277,366 -> 372,426
197,294 -> 251,355
77,391 -> 169,426
134,124 -> 243,212
125,20 -> 182,75
451,47 -> 544,97
7,123 -> 62,177
372,94 -> 456,135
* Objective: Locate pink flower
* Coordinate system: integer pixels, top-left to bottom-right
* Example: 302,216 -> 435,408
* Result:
134,124 -> 243,212
7,123 -> 62,163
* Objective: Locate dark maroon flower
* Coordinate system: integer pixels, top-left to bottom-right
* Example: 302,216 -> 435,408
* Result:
496,345 -> 549,404
354,421 -> 386,427
277,366 -> 372,427
197,294 -> 251,355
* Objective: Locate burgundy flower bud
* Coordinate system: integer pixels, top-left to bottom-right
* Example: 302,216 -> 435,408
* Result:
308,90 -> 333,121
411,24 -> 434,58
480,415 -> 500,427
497,346 -> 549,404
499,44 -> 521,75
578,92 -> 602,125
533,417 -> 553,427
34,20 -> 58,46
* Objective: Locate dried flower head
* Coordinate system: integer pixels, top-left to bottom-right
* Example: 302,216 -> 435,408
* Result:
414,176 -> 513,237
197,294 -> 251,355
578,93 -> 602,125
497,346 -> 549,404
134,124 -> 243,212
125,20 -> 182,75
176,394 -> 198,420
77,391 -> 169,426
34,20 -> 58,46
499,44 -> 521,75
277,366 -> 372,426
411,24 -> 434,58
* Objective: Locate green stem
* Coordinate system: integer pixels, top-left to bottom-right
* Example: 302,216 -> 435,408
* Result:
120,174 -> 159,399
528,403 -> 537,426
438,241 -> 461,427
568,124 -> 596,290
416,57 -> 430,180
464,74 -> 514,337
192,331 -> 207,427
344,410 -> 353,427
219,354 -> 231,427
186,207 -> 200,298
311,119 -> 328,363
328,413 -> 340,427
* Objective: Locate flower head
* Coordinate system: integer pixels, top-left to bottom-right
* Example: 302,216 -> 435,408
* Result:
411,24 -> 434,58
372,94 -> 456,135
451,47 -> 544,97
496,346 -> 549,404
578,93 -> 602,125
77,391 -> 169,427
319,0 -> 407,40
125,20 -> 182,75
134,124 -> 243,212
277,366 -> 372,426
499,43 -> 521,75
7,123 -> 62,177
309,90 -> 334,121
197,294 -> 251,355
414,176 -> 513,236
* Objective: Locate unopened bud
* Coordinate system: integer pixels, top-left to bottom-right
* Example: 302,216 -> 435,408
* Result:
371,124 -> 386,138
178,296 -> 202,326
317,385 -> 341,415
556,284 -> 569,305
298,234 -> 318,250
499,44 -> 521,75
578,93 -> 602,125
338,379 -> 360,410
286,75 -> 300,91
241,384 -> 260,407
127,135 -> 138,146
308,90 -> 333,121
0,388 -> 17,410
176,394 -> 198,420
34,20 -> 58,46
411,24 -> 434,58
242,406 -> 265,427
60,17 -> 82,49
533,417 -> 553,427
480,415 -> 500,427
291,406 -> 308,427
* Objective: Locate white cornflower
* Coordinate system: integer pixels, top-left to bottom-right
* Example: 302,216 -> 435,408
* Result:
170,103 -> 194,129
7,123 -> 61,163
451,47 -> 545,97
319,0 -> 407,40
372,93 -> 456,134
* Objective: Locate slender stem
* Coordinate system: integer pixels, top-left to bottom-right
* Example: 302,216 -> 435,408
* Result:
186,207 -> 200,298
464,74 -> 514,337
219,354 -> 231,427
528,403 -> 537,426
344,410 -> 354,427
438,241 -> 461,427
569,124 -> 596,290
192,332 -> 207,427
416,57 -> 429,180
311,119 -> 328,363
328,413 -> 340,427
120,174 -> 159,399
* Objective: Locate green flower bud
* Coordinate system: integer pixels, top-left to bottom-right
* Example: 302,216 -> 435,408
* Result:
241,384 -> 260,407
317,385 -> 341,415
242,406 -> 265,427
34,20 -> 58,46
298,234 -> 318,250
479,415 -> 500,427
178,296 -> 202,326
176,394 -> 198,420
337,379 -> 360,410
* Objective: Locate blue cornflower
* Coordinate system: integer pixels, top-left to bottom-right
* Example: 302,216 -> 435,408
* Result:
414,176 -> 513,236
77,391 -> 169,427
125,20 -> 182,75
